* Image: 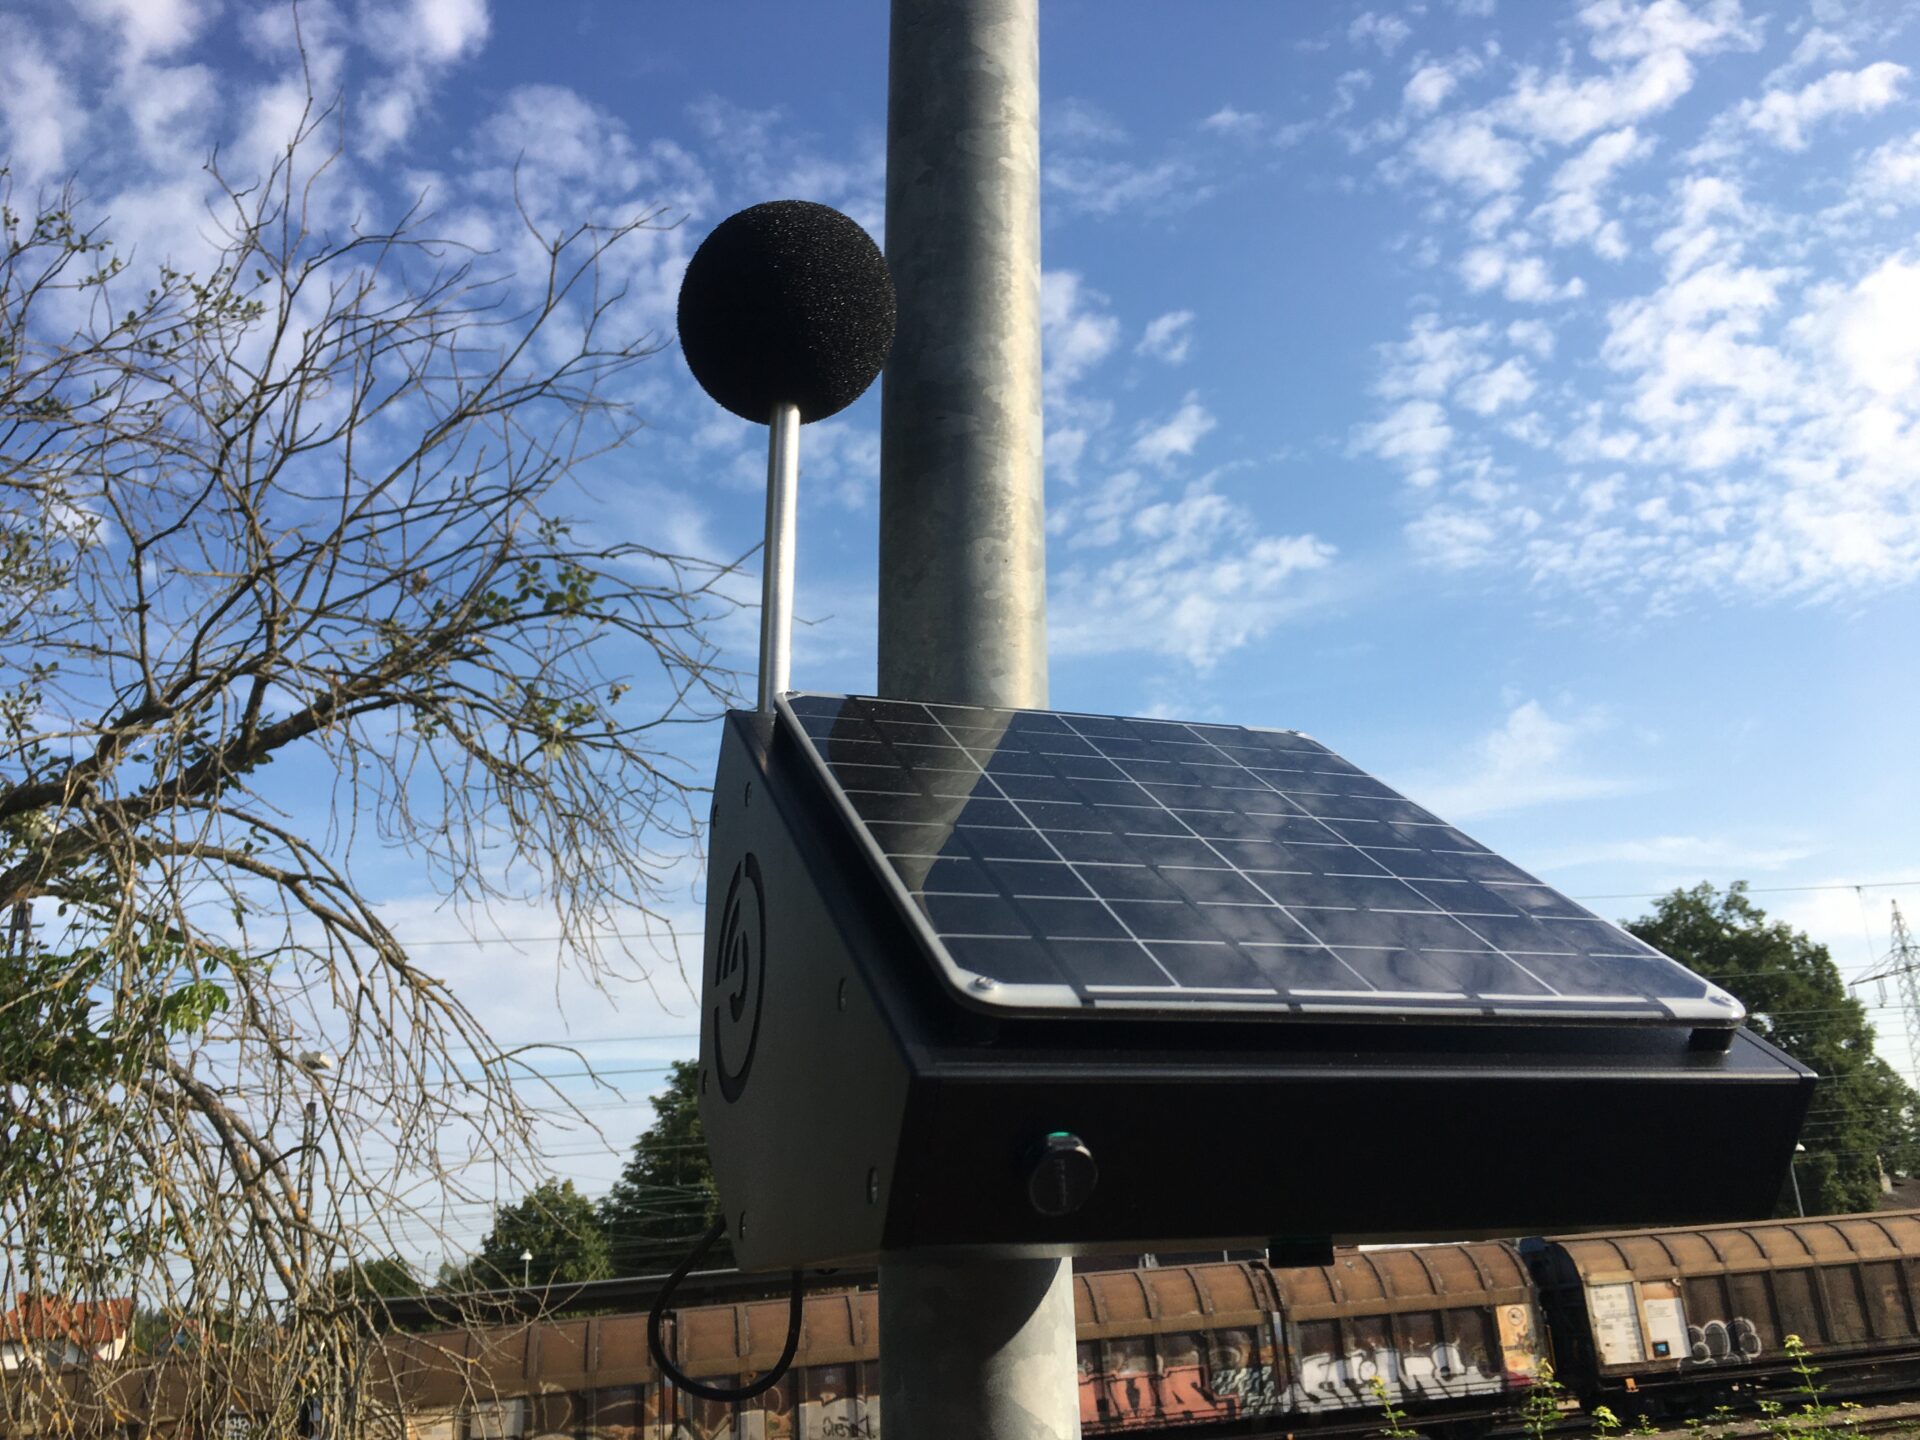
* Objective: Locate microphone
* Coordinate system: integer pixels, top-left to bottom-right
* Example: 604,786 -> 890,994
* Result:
677,201 -> 895,712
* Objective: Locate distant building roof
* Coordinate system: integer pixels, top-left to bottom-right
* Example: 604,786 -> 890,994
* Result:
1,1295 -> 134,1349
1880,1176 -> 1920,1212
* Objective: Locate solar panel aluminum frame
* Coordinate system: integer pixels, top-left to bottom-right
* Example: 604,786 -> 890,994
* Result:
697,707 -> 1817,1274
776,693 -> 1742,1038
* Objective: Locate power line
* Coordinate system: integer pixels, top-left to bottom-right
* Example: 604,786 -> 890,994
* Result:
1570,880 -> 1920,902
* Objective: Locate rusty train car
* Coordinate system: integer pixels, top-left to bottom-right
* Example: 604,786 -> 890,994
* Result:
377,1243 -> 1547,1440
382,1213 -> 1920,1440
24,1214 -> 1920,1440
1527,1211 -> 1920,1417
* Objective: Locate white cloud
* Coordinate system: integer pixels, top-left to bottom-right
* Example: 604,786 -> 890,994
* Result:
1508,318 -> 1557,358
1050,469 -> 1152,550
1131,394 -> 1217,468
1498,48 -> 1697,146
113,59 -> 218,171
1405,59 -> 1476,114
1357,399 -> 1454,469
239,0 -> 350,79
1457,357 -> 1537,415
1202,105 -> 1267,138
1350,12 -> 1414,55
1044,95 -> 1210,217
473,83 -> 642,193
1798,255 -> 1920,398
1047,97 -> 1129,148
1408,115 -> 1531,194
1394,0 -> 1755,202
1044,152 -> 1208,218
468,84 -> 715,252
1050,481 -> 1335,669
1602,257 -> 1797,445
1655,172 -> 1750,278
1553,122 -> 1653,196
1858,129 -> 1920,203
1535,125 -> 1654,256
79,176 -> 190,272
676,96 -> 883,240
75,0 -> 207,62
1136,310 -> 1196,365
1410,699 -> 1635,820
1459,244 -> 1587,303
1766,27 -> 1857,86
1332,68 -> 1376,120
1577,0 -> 1761,63
1468,194 -> 1520,238
1741,62 -> 1909,150
343,0 -> 493,156
1393,224 -> 1920,606
1405,505 -> 1498,567
0,25 -> 85,184
369,0 -> 491,65
360,83 -> 421,157
1041,271 -> 1122,398
1374,315 -> 1491,399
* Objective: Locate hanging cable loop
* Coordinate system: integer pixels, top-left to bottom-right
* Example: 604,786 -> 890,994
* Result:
647,1216 -> 805,1402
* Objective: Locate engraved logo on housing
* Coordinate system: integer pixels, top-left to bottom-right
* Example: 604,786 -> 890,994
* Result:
712,854 -> 768,1103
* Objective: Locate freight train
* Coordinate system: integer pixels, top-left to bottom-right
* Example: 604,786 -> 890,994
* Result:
36,1212 -> 1920,1440
350,1211 -> 1920,1440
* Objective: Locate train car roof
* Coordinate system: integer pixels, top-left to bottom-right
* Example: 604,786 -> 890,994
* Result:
1276,1243 -> 1534,1322
1536,1210 -> 1920,1281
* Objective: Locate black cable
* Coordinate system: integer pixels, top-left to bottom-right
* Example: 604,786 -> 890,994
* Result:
647,1216 -> 804,1403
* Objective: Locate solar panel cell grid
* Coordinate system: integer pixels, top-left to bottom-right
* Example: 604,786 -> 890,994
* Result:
782,693 -> 1742,1026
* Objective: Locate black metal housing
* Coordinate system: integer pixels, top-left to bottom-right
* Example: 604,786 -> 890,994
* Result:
698,709 -> 1816,1273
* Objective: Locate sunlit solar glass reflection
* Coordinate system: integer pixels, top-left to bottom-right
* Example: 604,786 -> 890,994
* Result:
781,693 -> 1743,1028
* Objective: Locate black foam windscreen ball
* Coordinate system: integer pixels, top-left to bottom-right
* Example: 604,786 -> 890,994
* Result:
677,200 -> 896,425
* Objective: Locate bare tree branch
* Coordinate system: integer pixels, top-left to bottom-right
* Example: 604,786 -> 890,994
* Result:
1,97 -> 737,1440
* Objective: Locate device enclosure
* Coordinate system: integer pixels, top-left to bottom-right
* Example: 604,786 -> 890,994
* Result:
697,708 -> 1815,1274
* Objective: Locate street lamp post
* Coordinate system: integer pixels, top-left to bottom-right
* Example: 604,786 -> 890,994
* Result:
1790,1143 -> 1808,1217
520,1249 -> 532,1289
294,1050 -> 335,1289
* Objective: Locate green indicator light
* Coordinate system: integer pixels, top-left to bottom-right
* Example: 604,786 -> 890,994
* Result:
1047,1131 -> 1073,1140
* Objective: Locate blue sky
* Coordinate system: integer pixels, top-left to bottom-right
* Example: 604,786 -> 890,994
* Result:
6,0 -> 1919,1261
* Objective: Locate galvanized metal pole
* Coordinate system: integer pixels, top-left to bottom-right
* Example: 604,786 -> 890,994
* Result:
879,1256 -> 1078,1437
877,0 -> 1050,714
877,0 -> 1075,1436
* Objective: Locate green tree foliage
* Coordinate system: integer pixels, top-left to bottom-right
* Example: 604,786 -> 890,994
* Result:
456,1180 -> 612,1290
599,1060 -> 728,1273
329,1255 -> 420,1303
1628,883 -> 1919,1216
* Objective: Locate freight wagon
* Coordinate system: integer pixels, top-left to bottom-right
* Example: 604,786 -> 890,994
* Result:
1526,1212 -> 1920,1418
374,1243 -> 1547,1440
28,1213 -> 1920,1440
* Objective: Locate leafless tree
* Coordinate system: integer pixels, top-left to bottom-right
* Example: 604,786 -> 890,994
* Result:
0,104 -> 735,1439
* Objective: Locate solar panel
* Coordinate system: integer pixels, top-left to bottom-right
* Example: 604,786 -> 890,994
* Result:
780,692 -> 1744,1029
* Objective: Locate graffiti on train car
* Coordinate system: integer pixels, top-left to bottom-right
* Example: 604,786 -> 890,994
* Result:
1077,1329 -> 1291,1429
1204,1363 -> 1283,1413
1289,1341 -> 1505,1410
1689,1318 -> 1765,1365
670,1395 -> 879,1440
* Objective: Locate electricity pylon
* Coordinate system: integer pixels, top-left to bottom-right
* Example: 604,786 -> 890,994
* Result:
1859,901 -> 1920,1090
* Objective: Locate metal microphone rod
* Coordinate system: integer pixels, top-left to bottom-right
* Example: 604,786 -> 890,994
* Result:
758,402 -> 801,714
